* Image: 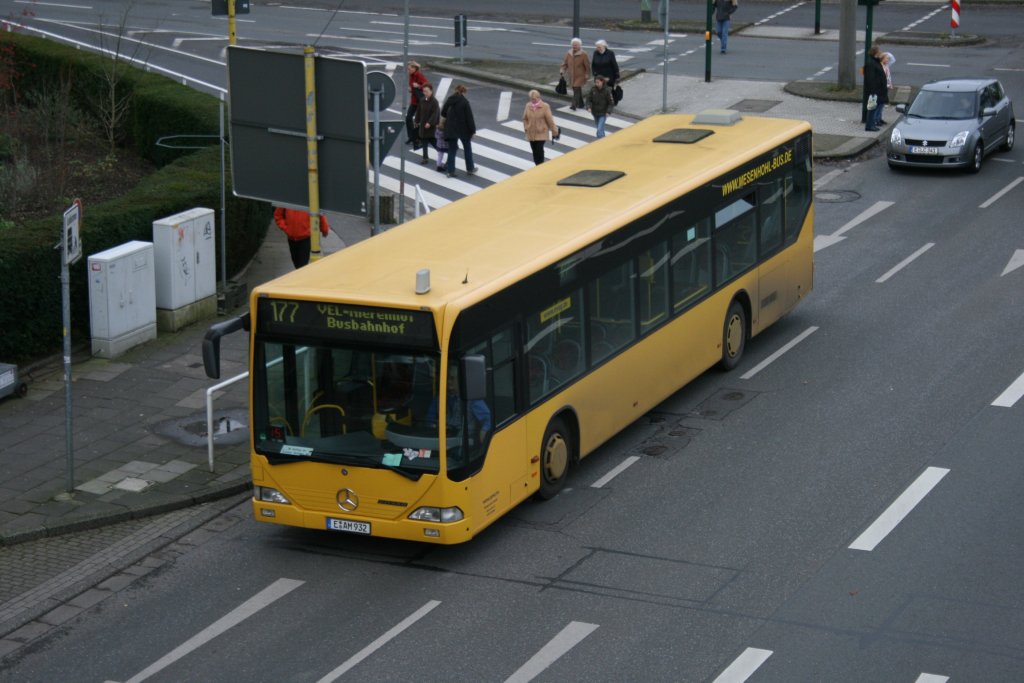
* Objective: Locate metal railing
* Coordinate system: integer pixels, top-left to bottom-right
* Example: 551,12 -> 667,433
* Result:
206,371 -> 248,472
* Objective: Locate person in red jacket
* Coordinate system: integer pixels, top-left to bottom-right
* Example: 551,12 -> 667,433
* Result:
405,61 -> 430,150
273,207 -> 330,269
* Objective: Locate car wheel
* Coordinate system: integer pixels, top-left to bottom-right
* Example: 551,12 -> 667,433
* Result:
719,299 -> 747,371
535,417 -> 571,500
967,141 -> 983,174
1001,123 -> 1015,152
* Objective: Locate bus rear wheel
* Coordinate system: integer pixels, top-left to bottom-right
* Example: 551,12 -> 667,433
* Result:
536,418 -> 571,500
720,300 -> 747,371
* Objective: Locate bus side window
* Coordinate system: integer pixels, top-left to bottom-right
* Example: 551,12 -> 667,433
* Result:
671,219 -> 712,313
714,193 -> 757,287
589,261 -> 635,362
759,179 -> 784,257
783,142 -> 812,244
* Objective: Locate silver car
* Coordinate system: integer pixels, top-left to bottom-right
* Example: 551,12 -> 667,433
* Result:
886,78 -> 1015,173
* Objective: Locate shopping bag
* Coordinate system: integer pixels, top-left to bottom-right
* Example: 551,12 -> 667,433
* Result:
612,84 -> 623,104
866,94 -> 877,111
556,76 -> 568,95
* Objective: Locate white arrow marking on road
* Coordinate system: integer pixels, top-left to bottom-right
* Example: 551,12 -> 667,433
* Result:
915,674 -> 950,683
1003,249 -> 1024,276
813,200 -> 894,252
504,621 -> 599,683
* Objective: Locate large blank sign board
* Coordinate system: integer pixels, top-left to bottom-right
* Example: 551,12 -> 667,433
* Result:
228,46 -> 369,216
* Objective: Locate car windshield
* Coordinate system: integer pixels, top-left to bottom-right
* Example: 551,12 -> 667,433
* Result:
253,341 -> 456,476
907,90 -> 977,120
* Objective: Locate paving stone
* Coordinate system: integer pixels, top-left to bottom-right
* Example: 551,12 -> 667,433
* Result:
120,461 -> 159,475
6,620 -> 50,643
96,573 -> 137,592
38,604 -> 83,626
67,588 -> 111,609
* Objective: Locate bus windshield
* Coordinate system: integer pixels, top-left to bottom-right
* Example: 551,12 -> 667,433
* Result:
253,341 -> 460,476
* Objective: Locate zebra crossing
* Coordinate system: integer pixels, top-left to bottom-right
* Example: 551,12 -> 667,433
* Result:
375,79 -> 636,211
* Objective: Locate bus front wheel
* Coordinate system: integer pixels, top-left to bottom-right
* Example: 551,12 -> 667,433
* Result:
536,418 -> 571,500
720,300 -> 747,371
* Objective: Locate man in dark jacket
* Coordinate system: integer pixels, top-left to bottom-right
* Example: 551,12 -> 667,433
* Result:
714,0 -> 737,54
441,84 -> 477,178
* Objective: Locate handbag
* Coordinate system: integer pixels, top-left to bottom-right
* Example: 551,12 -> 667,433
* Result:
612,84 -> 623,104
866,94 -> 877,111
555,75 -> 568,96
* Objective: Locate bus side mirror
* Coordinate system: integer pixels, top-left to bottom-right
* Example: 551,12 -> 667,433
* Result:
202,313 -> 250,379
462,354 -> 487,401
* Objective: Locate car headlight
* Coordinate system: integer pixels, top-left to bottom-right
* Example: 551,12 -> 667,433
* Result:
255,486 -> 290,504
950,130 -> 970,148
890,128 -> 902,146
409,506 -> 464,523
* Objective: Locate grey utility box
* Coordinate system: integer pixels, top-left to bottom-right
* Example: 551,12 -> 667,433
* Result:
88,240 -> 157,358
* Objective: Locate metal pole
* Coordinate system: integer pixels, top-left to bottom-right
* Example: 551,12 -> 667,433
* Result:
662,0 -> 669,112
303,46 -> 323,262
573,0 -> 581,40
815,0 -> 821,35
705,0 -> 713,83
61,246 -> 74,492
372,89 -> 382,236
861,4 -> 874,123
399,0 -> 409,225
219,94 -> 227,296
228,0 -> 237,46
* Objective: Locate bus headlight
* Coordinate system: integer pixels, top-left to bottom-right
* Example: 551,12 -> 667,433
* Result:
409,506 -> 464,523
255,486 -> 290,504
950,130 -> 969,148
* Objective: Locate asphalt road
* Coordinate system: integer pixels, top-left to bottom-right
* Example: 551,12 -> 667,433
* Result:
1,1 -> 1023,681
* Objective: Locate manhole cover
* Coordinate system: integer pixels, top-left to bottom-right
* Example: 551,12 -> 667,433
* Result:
153,408 -> 249,447
815,190 -> 861,203
730,99 -> 781,113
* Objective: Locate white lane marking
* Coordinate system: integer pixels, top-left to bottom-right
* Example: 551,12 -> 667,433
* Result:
900,5 -> 947,32
501,119 -> 588,149
317,600 -> 441,682
172,37 -> 224,48
457,137 -> 536,172
591,456 -> 640,488
915,674 -> 950,683
753,1 -> 806,27
434,76 -> 452,105
979,176 -> 1023,209
814,200 -> 894,252
712,648 -> 773,683
906,62 -> 950,68
6,19 -> 225,94
1002,249 -> 1024,277
849,467 -> 950,551
498,91 -> 512,121
740,326 -> 818,380
382,156 -> 482,193
875,242 -> 934,283
15,0 -> 90,6
814,167 -> 844,189
475,128 -> 559,166
504,621 -> 599,683
992,369 -> 1024,408
375,174 -> 450,209
120,578 -> 304,683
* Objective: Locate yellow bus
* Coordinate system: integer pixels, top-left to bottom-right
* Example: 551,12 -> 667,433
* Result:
204,110 -> 814,544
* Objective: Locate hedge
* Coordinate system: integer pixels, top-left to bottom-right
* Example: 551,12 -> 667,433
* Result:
0,33 -> 269,363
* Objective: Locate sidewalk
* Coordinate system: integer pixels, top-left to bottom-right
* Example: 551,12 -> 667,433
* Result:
0,62 -> 890,548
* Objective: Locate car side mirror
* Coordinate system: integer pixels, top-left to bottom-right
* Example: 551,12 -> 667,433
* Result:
895,103 -> 906,113
981,106 -> 996,117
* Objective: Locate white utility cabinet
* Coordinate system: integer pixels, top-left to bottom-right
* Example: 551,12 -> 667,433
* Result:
88,240 -> 157,358
152,207 -> 217,331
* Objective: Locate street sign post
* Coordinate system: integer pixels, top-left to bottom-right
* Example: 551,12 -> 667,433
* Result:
227,46 -> 369,217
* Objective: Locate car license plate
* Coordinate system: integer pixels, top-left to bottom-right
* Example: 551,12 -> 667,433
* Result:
909,146 -> 940,155
326,518 -> 371,535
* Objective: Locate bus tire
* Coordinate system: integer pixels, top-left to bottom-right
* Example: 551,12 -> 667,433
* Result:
536,418 -> 571,500
720,299 -> 747,371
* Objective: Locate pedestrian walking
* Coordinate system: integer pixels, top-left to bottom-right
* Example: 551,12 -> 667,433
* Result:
714,0 -> 738,54
862,45 -> 888,131
560,38 -> 591,110
522,89 -> 559,165
591,39 -> 620,88
415,83 -> 440,164
441,84 -> 477,178
405,61 -> 429,150
273,207 -> 329,269
586,75 -> 615,139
